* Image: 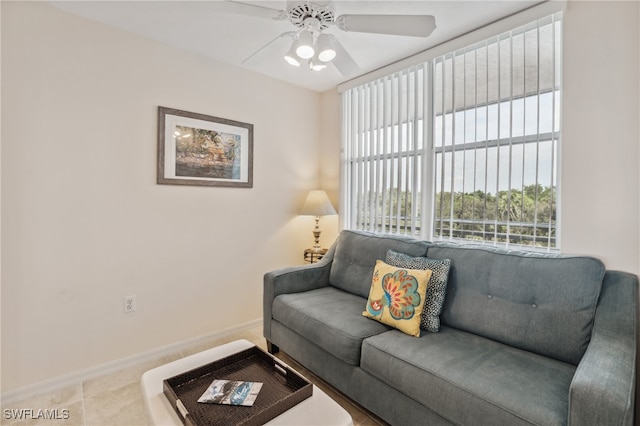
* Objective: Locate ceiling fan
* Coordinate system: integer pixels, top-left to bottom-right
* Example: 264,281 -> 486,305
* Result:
222,1 -> 436,77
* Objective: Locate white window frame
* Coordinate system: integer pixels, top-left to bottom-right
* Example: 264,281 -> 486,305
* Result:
340,2 -> 564,251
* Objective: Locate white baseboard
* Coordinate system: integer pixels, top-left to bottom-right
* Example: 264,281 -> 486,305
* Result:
1,318 -> 262,404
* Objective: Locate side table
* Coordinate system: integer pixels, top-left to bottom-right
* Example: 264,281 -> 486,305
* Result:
304,248 -> 328,264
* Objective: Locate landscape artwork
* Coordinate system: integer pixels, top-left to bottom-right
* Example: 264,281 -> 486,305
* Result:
174,126 -> 241,180
157,107 -> 253,188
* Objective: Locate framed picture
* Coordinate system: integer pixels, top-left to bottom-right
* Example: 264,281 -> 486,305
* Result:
157,106 -> 253,188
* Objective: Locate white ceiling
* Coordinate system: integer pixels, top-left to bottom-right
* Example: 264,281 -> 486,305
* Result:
50,0 -> 543,92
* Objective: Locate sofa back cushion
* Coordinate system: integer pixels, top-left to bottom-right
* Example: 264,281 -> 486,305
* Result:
330,230 -> 429,298
428,243 -> 605,365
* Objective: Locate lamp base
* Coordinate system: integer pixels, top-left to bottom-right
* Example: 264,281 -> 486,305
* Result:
311,216 -> 323,252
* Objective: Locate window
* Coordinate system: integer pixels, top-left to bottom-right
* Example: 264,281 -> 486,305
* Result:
342,12 -> 562,251
342,65 -> 427,236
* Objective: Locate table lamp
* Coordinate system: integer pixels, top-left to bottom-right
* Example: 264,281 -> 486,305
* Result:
299,190 -> 337,253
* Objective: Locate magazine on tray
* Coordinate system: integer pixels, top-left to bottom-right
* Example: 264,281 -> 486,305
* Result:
197,379 -> 263,407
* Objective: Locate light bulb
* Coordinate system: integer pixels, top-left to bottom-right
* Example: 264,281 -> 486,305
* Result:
295,31 -> 315,59
284,44 -> 301,66
285,55 -> 301,66
316,34 -> 336,62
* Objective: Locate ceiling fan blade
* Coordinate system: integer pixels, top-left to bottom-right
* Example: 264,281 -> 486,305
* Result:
332,39 -> 360,77
241,32 -> 295,65
336,15 -> 436,38
220,1 -> 286,20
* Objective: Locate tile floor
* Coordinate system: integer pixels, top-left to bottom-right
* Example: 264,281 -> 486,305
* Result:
1,326 -> 387,426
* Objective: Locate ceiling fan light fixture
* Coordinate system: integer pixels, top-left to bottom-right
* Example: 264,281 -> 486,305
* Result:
310,52 -> 328,71
316,33 -> 336,62
284,44 -> 301,66
311,62 -> 327,71
295,30 -> 315,59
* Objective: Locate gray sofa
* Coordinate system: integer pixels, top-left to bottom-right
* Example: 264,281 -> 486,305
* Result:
263,230 -> 637,425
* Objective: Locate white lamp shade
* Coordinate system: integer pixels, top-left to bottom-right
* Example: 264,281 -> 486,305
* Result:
316,34 -> 336,62
284,44 -> 301,66
299,190 -> 337,216
295,30 -> 315,59
310,53 -> 327,71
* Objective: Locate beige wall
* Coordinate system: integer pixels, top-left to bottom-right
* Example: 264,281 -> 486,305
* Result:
561,0 -> 639,274
1,1 -> 321,392
318,89 -> 342,245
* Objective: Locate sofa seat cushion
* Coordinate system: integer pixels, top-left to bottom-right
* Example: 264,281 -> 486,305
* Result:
272,286 -> 390,365
361,326 -> 576,426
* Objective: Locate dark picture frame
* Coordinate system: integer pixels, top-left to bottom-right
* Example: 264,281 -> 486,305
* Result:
157,106 -> 253,188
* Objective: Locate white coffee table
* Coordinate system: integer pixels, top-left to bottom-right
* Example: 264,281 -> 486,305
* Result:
141,339 -> 353,426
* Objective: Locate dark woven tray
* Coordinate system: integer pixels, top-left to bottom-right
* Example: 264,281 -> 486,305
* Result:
163,346 -> 313,426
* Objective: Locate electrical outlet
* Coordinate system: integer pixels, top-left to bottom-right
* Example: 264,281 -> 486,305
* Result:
123,295 -> 136,313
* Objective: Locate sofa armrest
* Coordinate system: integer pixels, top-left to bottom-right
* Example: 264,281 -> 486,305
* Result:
263,245 -> 335,342
569,271 -> 638,426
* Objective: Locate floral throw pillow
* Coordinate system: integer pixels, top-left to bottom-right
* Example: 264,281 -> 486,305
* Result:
362,260 -> 432,337
385,250 -> 451,333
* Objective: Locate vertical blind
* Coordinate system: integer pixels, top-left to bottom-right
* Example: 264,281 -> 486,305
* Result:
342,12 -> 562,251
433,12 -> 561,250
342,64 -> 428,236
